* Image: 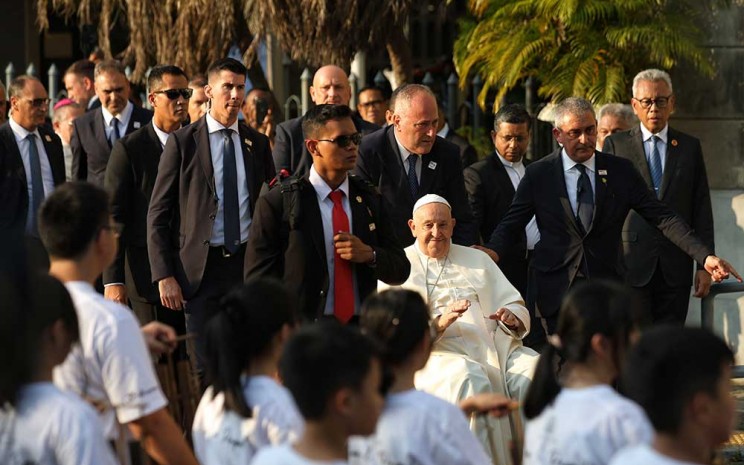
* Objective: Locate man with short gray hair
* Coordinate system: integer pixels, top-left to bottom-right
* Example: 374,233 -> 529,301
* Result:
479,96 -> 738,332
603,69 -> 715,324
596,103 -> 636,150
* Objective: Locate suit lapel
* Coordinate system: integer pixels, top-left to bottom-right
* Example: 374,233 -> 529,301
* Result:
490,154 -> 516,198
553,150 -> 583,236
38,128 -> 65,185
384,128 -> 413,206
300,177 -> 326,262
659,128 -> 680,199
419,149 -> 438,196
238,125 -> 257,208
194,118 -> 216,195
126,107 -> 145,135
349,182 -> 372,245
590,152 -> 608,233
92,110 -> 110,151
630,127 -> 653,186
0,124 -> 26,189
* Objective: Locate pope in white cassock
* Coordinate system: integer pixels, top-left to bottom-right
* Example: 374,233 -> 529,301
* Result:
379,194 -> 538,465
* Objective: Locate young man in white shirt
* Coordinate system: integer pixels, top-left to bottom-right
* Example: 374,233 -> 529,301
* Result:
611,326 -> 735,465
38,182 -> 198,465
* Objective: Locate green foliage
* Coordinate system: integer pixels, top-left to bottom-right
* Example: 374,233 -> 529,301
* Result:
454,0 -> 731,110
456,125 -> 493,161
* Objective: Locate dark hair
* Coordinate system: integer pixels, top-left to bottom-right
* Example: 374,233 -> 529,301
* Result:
189,74 -> 207,88
64,59 -> 96,81
357,86 -> 386,100
360,289 -> 430,365
205,278 -> 297,417
523,280 -> 642,419
301,104 -> 353,139
94,59 -> 127,79
38,182 -> 110,260
493,104 -> 532,131
280,321 -> 379,420
8,75 -> 42,99
621,326 -> 733,434
207,58 -> 247,81
147,64 -> 188,92
0,272 -> 78,406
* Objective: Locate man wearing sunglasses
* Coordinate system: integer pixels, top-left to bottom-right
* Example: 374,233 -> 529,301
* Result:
103,65 -> 190,333
245,104 -> 409,323
603,69 -> 715,325
0,75 -> 65,271
70,59 -> 153,187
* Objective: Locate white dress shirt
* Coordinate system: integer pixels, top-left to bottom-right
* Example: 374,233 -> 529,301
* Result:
561,149 -> 596,217
639,123 -> 668,172
394,132 -> 422,182
151,121 -> 172,148
205,112 -> 251,246
496,152 -> 540,250
101,101 -> 134,141
308,166 -> 360,315
9,117 -> 56,231
436,122 -> 450,139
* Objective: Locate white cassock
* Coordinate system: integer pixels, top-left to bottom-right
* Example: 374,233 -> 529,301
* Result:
379,243 -> 538,465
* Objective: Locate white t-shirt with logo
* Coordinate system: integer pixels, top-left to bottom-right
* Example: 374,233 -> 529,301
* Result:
0,382 -> 117,465
192,375 -> 304,465
523,385 -> 653,465
348,389 -> 490,465
53,281 -> 167,439
609,444 -> 701,465
251,443 -> 347,465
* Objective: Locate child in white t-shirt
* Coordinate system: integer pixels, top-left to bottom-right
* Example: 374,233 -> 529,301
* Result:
522,280 -> 653,465
352,289 -> 517,465
610,326 -> 736,465
192,278 -> 303,465
251,322 -> 385,465
0,272 -> 116,465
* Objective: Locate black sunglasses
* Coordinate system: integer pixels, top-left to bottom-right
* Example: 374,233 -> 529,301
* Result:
153,88 -> 193,100
316,132 -> 362,148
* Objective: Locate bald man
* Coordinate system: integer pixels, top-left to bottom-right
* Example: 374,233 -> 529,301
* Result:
272,65 -> 380,176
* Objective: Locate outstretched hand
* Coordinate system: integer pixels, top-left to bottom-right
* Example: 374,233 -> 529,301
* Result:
704,256 -> 742,283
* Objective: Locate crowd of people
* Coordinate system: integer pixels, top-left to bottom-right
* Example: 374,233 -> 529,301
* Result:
0,54 -> 742,465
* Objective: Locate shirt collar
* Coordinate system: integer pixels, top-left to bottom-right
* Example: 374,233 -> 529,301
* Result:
413,238 -> 449,265
436,122 -> 449,139
393,131 -> 414,162
639,123 -> 669,144
308,165 -> 350,201
9,116 -> 40,142
205,111 -> 240,135
151,121 -> 174,147
561,148 -> 596,173
495,151 -> 524,169
101,101 -> 133,126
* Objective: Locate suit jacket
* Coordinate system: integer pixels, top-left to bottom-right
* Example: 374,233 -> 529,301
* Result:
486,149 -> 712,318
0,122 -> 65,232
147,117 -> 274,298
71,105 -> 153,187
103,122 -> 165,303
244,174 -> 410,322
464,152 -> 530,294
355,125 -> 477,247
603,126 -> 714,287
445,128 -> 478,168
273,113 -> 379,176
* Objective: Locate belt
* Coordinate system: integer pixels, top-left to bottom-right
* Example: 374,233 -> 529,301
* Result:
209,242 -> 247,258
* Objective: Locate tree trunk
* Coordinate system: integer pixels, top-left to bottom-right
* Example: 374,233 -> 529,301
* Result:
385,25 -> 413,88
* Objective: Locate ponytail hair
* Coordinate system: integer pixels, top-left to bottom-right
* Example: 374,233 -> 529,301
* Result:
523,280 -> 641,419
204,278 -> 297,417
360,289 -> 431,366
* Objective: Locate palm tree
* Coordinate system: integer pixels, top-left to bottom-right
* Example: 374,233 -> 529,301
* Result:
36,0 -> 415,85
454,0 -> 732,110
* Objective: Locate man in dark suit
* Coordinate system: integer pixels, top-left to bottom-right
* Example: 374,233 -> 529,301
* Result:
479,97 -> 739,333
245,104 -> 409,322
0,75 -> 65,271
104,65 -> 191,328
148,58 -> 274,370
63,59 -> 100,112
71,59 -> 152,186
436,101 -> 477,168
355,84 -> 477,247
273,65 -> 378,176
603,69 -> 714,324
464,104 -> 537,296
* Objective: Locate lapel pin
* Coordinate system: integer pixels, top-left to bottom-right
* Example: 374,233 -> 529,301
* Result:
244,138 -> 252,147
134,121 -> 141,129
598,169 -> 607,176
428,161 -> 437,170
44,134 -> 52,142
356,196 -> 362,203
671,139 -> 678,146
602,178 -> 607,184
369,223 -> 376,231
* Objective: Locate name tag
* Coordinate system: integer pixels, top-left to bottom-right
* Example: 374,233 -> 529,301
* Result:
428,161 -> 437,170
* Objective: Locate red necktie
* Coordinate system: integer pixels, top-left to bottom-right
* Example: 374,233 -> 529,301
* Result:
329,190 -> 354,324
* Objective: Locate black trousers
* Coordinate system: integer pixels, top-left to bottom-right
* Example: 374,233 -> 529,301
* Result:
635,265 -> 691,326
184,244 -> 245,380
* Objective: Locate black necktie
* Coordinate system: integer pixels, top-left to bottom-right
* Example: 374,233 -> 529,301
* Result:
407,155 -> 419,200
222,129 -> 240,254
109,117 -> 121,146
575,164 -> 594,235
27,134 -> 44,237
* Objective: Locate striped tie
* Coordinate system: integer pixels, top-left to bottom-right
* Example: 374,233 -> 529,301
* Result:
649,136 -> 663,198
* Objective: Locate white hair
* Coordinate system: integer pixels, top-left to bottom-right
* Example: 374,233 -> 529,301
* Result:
632,69 -> 673,97
597,103 -> 637,127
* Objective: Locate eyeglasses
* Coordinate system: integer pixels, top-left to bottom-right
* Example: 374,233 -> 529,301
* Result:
153,88 -> 193,100
633,95 -> 672,109
359,99 -> 384,109
101,223 -> 123,236
22,98 -> 50,108
316,132 -> 362,148
558,126 -> 597,140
